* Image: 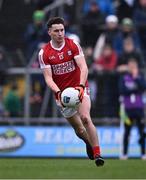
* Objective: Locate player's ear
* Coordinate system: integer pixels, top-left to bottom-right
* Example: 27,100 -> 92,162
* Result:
48,28 -> 51,36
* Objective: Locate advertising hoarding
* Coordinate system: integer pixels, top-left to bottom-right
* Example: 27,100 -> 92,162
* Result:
0,126 -> 143,157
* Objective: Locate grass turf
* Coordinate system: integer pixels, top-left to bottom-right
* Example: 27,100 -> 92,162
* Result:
0,158 -> 146,179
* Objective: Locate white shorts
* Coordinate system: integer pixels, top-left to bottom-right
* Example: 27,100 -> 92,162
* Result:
56,87 -> 90,118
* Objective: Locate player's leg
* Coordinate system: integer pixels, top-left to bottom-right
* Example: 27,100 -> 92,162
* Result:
136,117 -> 145,158
66,113 -> 94,160
78,96 -> 104,166
123,123 -> 132,158
66,113 -> 89,142
58,103 -> 94,159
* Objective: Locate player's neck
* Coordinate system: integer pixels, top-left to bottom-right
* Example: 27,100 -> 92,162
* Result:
51,39 -> 65,49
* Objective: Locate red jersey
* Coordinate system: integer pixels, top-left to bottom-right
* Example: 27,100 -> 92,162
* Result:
38,37 -> 87,91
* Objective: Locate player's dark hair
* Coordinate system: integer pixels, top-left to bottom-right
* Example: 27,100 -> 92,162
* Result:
47,17 -> 64,29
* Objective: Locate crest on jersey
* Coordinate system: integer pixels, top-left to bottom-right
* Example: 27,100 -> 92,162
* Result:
58,52 -> 64,60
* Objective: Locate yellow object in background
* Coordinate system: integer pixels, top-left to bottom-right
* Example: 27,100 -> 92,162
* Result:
3,77 -> 25,98
119,103 -> 131,125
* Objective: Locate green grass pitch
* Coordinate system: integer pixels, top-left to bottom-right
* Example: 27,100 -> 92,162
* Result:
0,158 -> 146,179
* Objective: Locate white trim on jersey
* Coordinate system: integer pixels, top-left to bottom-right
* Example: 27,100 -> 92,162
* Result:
73,39 -> 84,60
73,40 -> 84,57
74,54 -> 84,60
50,40 -> 65,51
38,49 -> 51,69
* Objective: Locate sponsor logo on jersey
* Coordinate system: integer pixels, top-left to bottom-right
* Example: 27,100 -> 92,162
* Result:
52,60 -> 75,75
49,55 -> 55,60
67,50 -> 72,56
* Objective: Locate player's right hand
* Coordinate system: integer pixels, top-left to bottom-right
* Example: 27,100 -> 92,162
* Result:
55,91 -> 65,107
55,91 -> 61,101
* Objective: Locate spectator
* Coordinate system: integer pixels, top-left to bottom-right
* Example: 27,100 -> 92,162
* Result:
0,46 -> 8,88
83,47 -> 96,107
33,0 -> 54,10
119,59 -> 146,160
94,44 -> 118,117
24,10 -> 49,64
64,14 -> 81,43
133,0 -> 146,59
117,37 -> 145,73
0,46 -> 9,117
0,89 -> 5,117
84,47 -> 94,70
82,0 -> 115,15
94,15 -> 119,60
114,17 -> 141,55
116,0 -> 135,22
94,43 -> 117,72
4,82 -> 21,117
81,0 -> 105,47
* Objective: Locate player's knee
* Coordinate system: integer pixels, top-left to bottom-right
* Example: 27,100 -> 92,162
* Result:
80,114 -> 90,125
75,127 -> 85,138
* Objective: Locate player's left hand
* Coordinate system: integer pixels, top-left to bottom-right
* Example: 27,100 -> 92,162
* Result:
75,84 -> 85,102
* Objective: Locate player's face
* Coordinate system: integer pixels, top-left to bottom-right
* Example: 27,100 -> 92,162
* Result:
49,24 -> 65,44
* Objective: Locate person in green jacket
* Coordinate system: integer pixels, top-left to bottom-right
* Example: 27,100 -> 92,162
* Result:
4,82 -> 21,117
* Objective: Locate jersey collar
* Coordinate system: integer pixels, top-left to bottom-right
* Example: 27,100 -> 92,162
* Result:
50,40 -> 65,51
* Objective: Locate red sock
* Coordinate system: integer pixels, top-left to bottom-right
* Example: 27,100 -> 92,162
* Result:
93,146 -> 100,158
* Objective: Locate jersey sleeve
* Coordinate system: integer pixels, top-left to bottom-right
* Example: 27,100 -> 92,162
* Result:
38,49 -> 51,69
71,40 -> 84,59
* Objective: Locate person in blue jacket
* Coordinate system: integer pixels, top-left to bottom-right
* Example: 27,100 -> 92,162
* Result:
119,58 -> 146,159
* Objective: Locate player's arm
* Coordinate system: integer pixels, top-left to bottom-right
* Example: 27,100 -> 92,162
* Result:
74,44 -> 88,101
74,55 -> 88,101
75,55 -> 88,86
38,49 -> 61,100
42,67 -> 60,94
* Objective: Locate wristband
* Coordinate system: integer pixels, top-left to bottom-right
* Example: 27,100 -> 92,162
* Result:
79,84 -> 85,89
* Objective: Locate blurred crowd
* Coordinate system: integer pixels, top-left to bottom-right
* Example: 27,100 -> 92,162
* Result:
1,0 -> 146,118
